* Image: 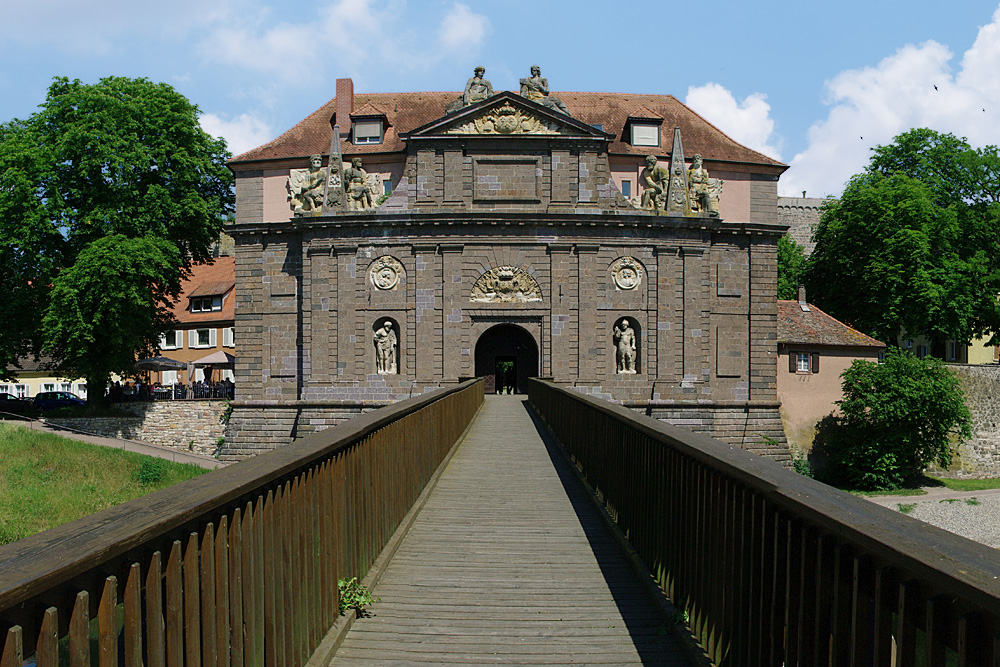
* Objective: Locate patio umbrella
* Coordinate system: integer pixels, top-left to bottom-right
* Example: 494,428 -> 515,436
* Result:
135,356 -> 187,371
191,351 -> 235,367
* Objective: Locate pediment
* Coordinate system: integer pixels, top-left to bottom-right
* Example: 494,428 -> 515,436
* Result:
401,92 -> 612,140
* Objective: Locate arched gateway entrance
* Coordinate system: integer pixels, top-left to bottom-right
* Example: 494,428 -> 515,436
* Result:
474,324 -> 539,394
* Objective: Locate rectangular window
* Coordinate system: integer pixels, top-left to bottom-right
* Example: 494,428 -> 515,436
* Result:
947,341 -> 957,361
190,328 -> 216,349
161,330 -> 182,349
223,327 -> 235,348
878,350 -> 886,364
15,385 -> 27,398
790,351 -> 820,374
191,297 -> 222,313
59,383 -> 72,393
76,384 -> 87,399
162,370 -> 178,385
353,120 -> 382,144
383,180 -> 393,196
43,383 -> 55,392
220,369 -> 235,382
796,352 -> 811,372
916,344 -> 929,358
0,384 -> 8,394
621,180 -> 631,198
631,124 -> 660,146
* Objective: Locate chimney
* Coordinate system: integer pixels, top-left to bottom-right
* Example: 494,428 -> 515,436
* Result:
797,284 -> 810,312
335,78 -> 354,130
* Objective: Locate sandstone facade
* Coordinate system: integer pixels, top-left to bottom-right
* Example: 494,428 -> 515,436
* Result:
223,87 -> 791,462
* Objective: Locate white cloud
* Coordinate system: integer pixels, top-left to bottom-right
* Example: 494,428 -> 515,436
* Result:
781,5 -> 1000,197
438,4 -> 492,53
200,112 -> 274,156
685,83 -> 783,162
199,0 -> 491,84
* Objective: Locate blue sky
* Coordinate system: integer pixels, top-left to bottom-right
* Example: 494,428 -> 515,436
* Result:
3,0 -> 1000,198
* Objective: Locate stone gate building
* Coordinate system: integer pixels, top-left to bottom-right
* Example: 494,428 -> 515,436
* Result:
222,72 -> 790,461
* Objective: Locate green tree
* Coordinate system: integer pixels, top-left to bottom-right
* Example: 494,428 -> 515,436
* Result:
805,128 -> 1000,347
818,349 -> 971,490
42,236 -> 183,401
776,235 -> 807,300
0,77 -> 233,398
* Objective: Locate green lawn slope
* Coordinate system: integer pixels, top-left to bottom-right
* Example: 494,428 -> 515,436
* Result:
0,422 -> 208,545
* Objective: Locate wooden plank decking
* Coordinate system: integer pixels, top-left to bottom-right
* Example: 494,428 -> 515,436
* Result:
330,395 -> 690,666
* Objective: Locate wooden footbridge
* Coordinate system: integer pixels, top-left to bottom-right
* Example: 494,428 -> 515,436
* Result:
1,379 -> 999,666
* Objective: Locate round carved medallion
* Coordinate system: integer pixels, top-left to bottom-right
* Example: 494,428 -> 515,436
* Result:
610,257 -> 643,290
370,256 -> 404,290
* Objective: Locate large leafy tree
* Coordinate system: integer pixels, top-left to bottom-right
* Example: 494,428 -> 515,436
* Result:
0,77 -> 233,399
818,349 -> 971,490
43,236 -> 183,399
805,129 -> 1000,346
776,235 -> 807,300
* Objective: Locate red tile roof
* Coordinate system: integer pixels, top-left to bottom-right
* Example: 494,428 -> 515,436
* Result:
231,90 -> 785,168
171,257 -> 236,325
777,301 -> 885,348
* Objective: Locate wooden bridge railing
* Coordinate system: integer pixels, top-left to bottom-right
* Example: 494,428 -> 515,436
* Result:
0,379 -> 483,667
528,378 -> 1000,666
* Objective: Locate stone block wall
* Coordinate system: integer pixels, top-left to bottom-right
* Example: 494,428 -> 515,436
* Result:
945,364 -> 1000,475
44,400 -> 228,458
776,196 -> 826,256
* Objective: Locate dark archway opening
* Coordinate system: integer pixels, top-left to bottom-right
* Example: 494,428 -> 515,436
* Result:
474,324 -> 538,394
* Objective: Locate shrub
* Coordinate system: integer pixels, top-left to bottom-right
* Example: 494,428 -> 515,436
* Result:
136,458 -> 166,485
820,349 -> 971,490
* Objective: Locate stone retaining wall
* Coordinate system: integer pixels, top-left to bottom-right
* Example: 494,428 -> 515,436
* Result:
946,364 -> 1000,476
44,400 -> 228,458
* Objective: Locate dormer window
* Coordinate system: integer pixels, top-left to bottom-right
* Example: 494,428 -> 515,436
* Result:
624,109 -> 664,148
353,120 -> 383,145
631,124 -> 660,147
191,296 -> 222,312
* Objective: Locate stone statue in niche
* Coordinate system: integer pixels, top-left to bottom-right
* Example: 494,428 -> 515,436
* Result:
287,154 -> 328,213
470,266 -> 542,303
374,321 -> 397,374
687,154 -> 723,216
344,157 -> 374,211
610,257 -> 642,290
519,65 -> 571,116
370,256 -> 404,290
613,319 -> 637,374
446,66 -> 494,114
640,155 -> 668,211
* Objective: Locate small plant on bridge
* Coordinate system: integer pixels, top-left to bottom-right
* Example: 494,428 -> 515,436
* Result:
338,577 -> 378,615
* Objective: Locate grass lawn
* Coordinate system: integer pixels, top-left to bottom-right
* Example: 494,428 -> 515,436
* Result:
0,423 -> 209,546
926,475 -> 1000,492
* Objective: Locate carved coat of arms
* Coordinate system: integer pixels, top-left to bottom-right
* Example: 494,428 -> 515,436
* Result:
470,266 -> 543,303
448,102 -> 561,135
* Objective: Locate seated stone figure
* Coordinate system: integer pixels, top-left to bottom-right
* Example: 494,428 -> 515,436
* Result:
344,157 -> 374,211
287,155 -> 327,213
640,155 -> 669,211
519,66 -> 570,116
446,67 -> 494,114
687,154 -> 723,216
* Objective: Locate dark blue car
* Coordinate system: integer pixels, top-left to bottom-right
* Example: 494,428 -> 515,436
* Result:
32,391 -> 86,411
0,392 -> 32,415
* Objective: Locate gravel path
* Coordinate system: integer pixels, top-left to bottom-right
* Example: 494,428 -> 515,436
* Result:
866,488 -> 1000,548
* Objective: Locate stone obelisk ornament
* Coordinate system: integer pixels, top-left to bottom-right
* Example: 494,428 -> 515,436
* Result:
664,127 -> 690,215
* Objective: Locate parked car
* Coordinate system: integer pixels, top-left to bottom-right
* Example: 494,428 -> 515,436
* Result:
0,392 -> 32,415
32,391 -> 86,411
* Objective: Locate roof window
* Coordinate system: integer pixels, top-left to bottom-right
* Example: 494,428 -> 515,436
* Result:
354,120 -> 383,145
631,124 -> 660,147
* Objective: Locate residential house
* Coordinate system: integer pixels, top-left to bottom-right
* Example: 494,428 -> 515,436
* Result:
154,257 -> 236,386
1,355 -> 88,401
777,286 -> 885,455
